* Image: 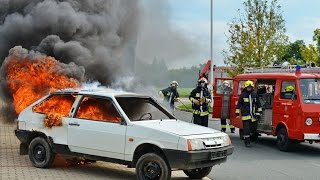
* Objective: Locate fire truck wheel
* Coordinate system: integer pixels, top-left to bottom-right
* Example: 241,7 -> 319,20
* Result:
239,129 -> 244,140
277,128 -> 292,152
28,137 -> 56,168
183,166 -> 212,179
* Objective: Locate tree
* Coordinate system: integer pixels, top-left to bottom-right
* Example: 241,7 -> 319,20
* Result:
223,0 -> 288,75
282,40 -> 305,63
300,44 -> 320,66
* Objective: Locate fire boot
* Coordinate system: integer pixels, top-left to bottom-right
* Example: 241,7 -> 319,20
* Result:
244,138 -> 251,147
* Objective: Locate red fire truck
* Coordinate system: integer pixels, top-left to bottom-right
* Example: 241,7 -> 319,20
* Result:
213,65 -> 320,151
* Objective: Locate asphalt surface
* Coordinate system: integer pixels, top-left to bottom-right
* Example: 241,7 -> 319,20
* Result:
2,109 -> 320,180
174,110 -> 320,180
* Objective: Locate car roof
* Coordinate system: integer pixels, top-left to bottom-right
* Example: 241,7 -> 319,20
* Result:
51,88 -> 142,97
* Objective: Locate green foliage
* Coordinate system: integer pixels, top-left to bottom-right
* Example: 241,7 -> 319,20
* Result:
223,0 -> 288,75
177,88 -> 193,97
300,44 -> 320,65
282,40 -> 306,63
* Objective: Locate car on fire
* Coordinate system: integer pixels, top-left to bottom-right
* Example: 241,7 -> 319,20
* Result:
15,88 -> 233,180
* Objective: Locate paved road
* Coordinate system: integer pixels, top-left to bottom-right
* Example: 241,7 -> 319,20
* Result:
2,110 -> 320,180
174,111 -> 320,180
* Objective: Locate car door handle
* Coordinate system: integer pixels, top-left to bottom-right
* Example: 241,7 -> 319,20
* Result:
69,122 -> 80,126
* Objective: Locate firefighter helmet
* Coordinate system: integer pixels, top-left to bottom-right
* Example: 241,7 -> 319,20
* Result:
244,80 -> 254,88
198,77 -> 208,84
285,85 -> 294,92
170,81 -> 179,87
223,80 -> 230,87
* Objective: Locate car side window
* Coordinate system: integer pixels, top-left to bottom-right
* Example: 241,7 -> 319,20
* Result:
75,96 -> 122,123
33,94 -> 76,117
280,81 -> 296,100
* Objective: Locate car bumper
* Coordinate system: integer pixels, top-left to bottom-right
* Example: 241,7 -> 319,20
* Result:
15,129 -> 30,143
304,133 -> 320,140
163,145 -> 234,170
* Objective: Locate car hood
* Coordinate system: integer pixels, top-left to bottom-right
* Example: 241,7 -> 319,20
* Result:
132,119 -> 220,136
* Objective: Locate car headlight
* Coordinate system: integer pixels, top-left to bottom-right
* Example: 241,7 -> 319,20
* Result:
222,135 -> 232,146
306,118 -> 313,126
187,139 -> 205,151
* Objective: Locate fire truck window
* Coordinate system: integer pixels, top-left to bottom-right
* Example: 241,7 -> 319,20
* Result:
280,81 -> 296,100
33,94 -> 75,117
76,97 -> 122,123
256,79 -> 276,109
216,80 -> 233,95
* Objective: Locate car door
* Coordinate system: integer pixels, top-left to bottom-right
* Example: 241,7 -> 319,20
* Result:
212,78 -> 234,119
273,80 -> 299,131
68,95 -> 126,160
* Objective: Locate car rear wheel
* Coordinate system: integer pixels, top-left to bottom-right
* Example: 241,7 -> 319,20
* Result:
183,166 -> 212,179
277,128 -> 292,152
28,137 -> 55,168
136,153 -> 171,180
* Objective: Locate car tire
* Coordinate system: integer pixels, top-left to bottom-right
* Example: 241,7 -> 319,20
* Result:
28,137 -> 56,168
136,153 -> 171,180
183,166 -> 212,179
239,129 -> 244,140
277,128 -> 292,152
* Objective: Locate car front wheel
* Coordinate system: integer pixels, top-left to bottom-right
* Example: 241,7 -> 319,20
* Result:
28,137 -> 56,168
183,166 -> 212,179
277,128 -> 292,152
136,153 -> 171,180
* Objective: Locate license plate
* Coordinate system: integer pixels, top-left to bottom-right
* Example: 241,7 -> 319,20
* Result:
210,150 -> 227,160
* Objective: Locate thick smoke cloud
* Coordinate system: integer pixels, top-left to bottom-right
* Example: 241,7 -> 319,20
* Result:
0,0 -> 139,84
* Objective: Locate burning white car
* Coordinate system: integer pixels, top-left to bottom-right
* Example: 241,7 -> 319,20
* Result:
15,88 -> 233,180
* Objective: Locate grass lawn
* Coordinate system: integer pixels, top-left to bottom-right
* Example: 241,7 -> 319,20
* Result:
177,103 -> 213,113
178,88 -> 193,97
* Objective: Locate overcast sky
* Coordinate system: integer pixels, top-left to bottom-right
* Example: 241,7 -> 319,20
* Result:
165,0 -> 320,68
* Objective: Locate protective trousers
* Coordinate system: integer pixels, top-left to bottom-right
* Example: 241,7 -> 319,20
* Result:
242,119 -> 257,144
220,118 -> 235,132
193,114 -> 208,127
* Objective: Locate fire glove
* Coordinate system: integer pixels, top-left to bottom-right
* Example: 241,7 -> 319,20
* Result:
158,91 -> 164,98
192,99 -> 200,105
206,98 -> 212,103
174,98 -> 180,102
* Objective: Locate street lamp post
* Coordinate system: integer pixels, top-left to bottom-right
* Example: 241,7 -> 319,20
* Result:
210,0 -> 214,106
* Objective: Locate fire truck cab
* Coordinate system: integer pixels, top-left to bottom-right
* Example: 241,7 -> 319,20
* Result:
213,66 -> 320,151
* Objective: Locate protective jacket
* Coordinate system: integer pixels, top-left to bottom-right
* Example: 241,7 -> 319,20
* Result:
236,90 -> 262,121
189,87 -> 211,116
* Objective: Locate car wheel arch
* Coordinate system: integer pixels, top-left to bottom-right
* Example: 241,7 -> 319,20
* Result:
275,122 -> 288,136
132,143 -> 169,168
26,131 -> 55,151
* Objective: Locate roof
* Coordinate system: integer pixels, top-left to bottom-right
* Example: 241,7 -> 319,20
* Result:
235,73 -> 320,79
52,88 -> 139,97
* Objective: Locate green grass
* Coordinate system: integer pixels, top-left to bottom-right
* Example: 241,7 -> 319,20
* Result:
177,103 -> 213,113
178,88 -> 193,97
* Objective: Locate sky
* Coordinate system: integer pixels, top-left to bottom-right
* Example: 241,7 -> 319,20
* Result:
166,0 -> 320,68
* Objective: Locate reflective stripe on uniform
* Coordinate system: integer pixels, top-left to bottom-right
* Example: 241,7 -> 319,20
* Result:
221,125 -> 227,128
242,115 -> 251,120
243,98 -> 249,102
252,118 -> 257,122
236,109 -> 240,113
200,112 -> 209,116
190,97 -> 195,102
229,124 -> 235,128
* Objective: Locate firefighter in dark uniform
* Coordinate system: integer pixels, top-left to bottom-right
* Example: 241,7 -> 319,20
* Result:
159,81 -> 180,112
236,80 -> 262,147
189,77 -> 211,127
220,81 -> 235,133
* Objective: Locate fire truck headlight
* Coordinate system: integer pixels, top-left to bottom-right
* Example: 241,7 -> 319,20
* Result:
305,118 -> 313,126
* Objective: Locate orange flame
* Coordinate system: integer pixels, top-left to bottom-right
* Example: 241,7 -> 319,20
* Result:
5,56 -> 80,114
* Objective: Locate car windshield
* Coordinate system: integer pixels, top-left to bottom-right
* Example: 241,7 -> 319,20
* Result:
299,78 -> 320,104
115,96 -> 175,121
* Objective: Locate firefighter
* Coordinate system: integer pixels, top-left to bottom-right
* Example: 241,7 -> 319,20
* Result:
159,81 -> 180,112
220,81 -> 235,133
189,77 -> 211,127
235,80 -> 262,147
